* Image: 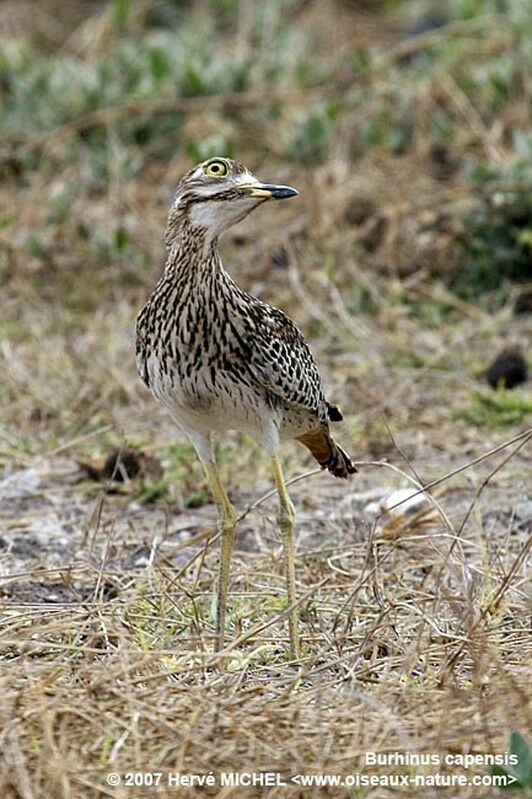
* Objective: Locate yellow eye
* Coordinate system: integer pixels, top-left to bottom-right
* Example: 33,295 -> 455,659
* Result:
204,160 -> 228,178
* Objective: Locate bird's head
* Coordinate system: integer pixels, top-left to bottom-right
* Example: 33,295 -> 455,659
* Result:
167,157 -> 298,241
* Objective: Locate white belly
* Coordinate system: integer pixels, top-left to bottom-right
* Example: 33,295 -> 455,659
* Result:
149,367 -> 273,440
146,356 -> 315,450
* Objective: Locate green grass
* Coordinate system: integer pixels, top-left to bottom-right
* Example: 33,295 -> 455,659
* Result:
491,732 -> 532,794
454,389 -> 532,428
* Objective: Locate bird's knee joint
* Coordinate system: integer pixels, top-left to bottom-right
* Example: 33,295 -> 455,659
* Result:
221,506 -> 236,531
278,508 -> 295,530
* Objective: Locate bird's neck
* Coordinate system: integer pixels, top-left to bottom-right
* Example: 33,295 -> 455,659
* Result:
164,219 -> 227,285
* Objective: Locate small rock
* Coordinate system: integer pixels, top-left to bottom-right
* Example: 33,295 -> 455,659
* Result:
485,347 -> 527,390
81,448 -> 163,484
102,449 -> 143,481
514,290 -> 532,316
0,469 -> 41,501
365,488 -> 428,517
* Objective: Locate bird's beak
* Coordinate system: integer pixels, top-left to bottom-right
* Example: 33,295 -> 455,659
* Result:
242,183 -> 298,200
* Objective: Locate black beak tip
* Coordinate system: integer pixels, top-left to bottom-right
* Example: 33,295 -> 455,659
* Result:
271,186 -> 298,200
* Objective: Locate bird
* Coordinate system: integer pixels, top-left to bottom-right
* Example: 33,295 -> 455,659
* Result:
136,157 -> 356,659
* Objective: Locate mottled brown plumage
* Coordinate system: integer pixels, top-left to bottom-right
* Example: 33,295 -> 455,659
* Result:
136,157 -> 356,658
136,159 -> 355,478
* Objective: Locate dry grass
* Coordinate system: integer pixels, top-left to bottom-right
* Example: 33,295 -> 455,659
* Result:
1,428 -> 530,797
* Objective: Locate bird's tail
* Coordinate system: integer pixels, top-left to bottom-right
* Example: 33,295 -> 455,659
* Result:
296,428 -> 357,479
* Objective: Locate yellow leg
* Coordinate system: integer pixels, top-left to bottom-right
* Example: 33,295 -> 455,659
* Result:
271,456 -> 300,660
202,460 -> 236,651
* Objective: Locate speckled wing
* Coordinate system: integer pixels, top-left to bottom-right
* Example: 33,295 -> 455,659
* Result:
135,305 -> 150,387
246,304 -> 329,424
